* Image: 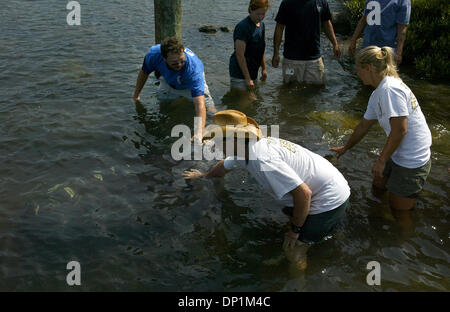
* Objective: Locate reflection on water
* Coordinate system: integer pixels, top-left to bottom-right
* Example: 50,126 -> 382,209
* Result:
0,0 -> 448,291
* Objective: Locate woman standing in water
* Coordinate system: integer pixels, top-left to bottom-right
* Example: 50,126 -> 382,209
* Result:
331,46 -> 432,211
228,0 -> 269,98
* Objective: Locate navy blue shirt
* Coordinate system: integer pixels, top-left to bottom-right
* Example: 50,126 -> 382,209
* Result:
229,16 -> 266,80
275,0 -> 332,60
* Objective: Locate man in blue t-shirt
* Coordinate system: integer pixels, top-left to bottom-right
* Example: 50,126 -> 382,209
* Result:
272,0 -> 341,86
348,0 -> 411,65
133,37 -> 216,142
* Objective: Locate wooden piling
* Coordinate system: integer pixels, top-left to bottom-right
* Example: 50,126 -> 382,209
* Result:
154,0 -> 182,43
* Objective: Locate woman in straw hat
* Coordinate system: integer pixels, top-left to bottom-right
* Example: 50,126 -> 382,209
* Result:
330,46 -> 432,213
183,110 -> 351,268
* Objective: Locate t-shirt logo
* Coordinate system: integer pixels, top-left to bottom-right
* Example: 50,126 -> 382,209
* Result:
410,92 -> 418,110
400,81 -> 419,110
316,4 -> 322,14
185,48 -> 195,57
280,139 -> 297,153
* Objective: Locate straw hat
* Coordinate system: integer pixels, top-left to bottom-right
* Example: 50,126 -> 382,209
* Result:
203,110 -> 262,141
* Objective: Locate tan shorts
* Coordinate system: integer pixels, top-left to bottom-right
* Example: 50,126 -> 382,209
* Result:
157,74 -> 215,107
282,57 -> 325,85
230,77 -> 248,90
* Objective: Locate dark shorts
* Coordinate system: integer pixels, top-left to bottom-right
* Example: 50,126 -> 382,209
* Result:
383,158 -> 431,198
282,198 -> 349,244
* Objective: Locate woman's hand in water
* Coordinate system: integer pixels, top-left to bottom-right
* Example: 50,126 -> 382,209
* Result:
260,68 -> 268,81
371,158 -> 386,179
329,146 -> 347,159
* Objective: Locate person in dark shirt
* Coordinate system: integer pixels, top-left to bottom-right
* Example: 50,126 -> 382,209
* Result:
229,0 -> 269,96
272,0 -> 341,86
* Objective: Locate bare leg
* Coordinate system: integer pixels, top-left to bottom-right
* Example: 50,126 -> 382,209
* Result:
389,193 -> 417,210
389,193 -> 416,235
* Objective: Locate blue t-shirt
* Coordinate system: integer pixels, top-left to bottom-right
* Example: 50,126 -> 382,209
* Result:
275,0 -> 332,60
362,0 -> 411,49
229,16 -> 266,80
141,44 -> 205,98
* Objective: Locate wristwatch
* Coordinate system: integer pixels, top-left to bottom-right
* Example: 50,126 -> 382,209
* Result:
291,223 -> 302,234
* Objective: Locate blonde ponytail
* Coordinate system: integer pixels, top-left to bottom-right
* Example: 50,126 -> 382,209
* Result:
355,46 -> 400,79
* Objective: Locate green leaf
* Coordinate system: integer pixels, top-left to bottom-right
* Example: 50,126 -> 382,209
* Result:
64,187 -> 75,199
48,183 -> 63,193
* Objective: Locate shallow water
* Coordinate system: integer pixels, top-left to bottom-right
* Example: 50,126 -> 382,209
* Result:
0,0 -> 448,291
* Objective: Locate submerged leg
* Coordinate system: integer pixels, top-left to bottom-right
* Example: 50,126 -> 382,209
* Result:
389,193 -> 417,235
389,192 -> 417,211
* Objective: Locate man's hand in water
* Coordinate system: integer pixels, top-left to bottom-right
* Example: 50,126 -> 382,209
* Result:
183,169 -> 205,179
283,231 -> 299,250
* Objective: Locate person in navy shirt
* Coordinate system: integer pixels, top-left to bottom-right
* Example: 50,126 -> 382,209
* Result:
348,0 -> 411,65
229,0 -> 269,95
133,37 -> 216,142
272,0 -> 341,86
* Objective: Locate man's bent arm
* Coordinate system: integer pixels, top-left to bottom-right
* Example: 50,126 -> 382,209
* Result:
133,69 -> 149,101
349,16 -> 367,55
283,182 -> 312,249
205,160 -> 228,178
272,23 -> 285,68
395,24 -> 408,65
193,95 -> 207,141
322,20 -> 341,58
290,183 -> 312,229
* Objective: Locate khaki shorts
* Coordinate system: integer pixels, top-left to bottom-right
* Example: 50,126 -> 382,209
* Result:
157,74 -> 215,107
282,57 -> 325,85
383,158 -> 432,198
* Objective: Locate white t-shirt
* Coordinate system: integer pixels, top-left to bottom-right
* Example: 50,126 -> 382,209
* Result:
364,76 -> 432,168
223,137 -> 351,215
